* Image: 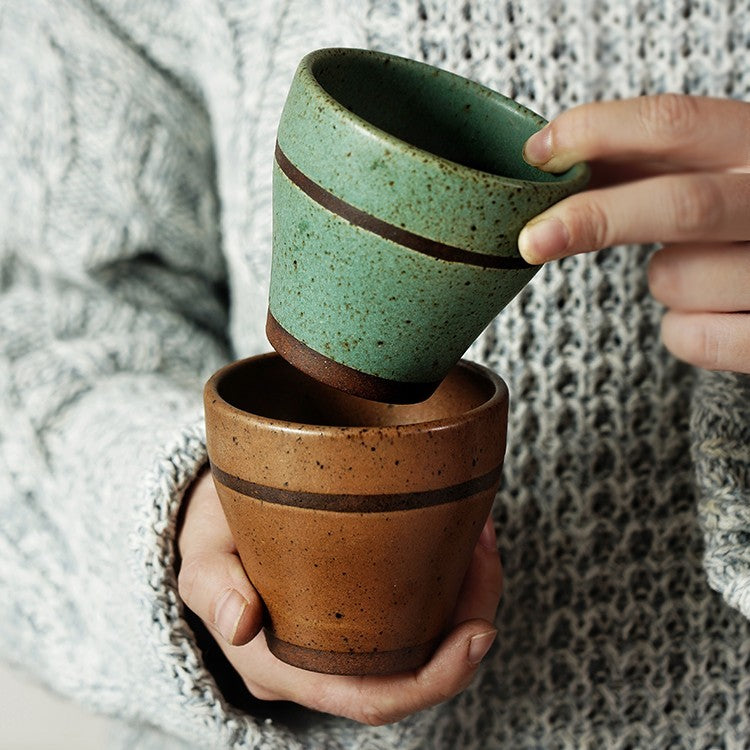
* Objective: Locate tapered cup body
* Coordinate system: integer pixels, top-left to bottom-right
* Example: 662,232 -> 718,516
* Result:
268,47 -> 588,402
204,353 -> 508,675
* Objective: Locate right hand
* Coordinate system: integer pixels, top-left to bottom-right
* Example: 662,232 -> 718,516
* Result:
177,469 -> 503,726
518,94 -> 750,374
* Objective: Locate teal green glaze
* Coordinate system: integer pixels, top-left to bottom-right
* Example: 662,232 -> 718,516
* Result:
270,47 -> 589,391
278,48 -> 588,257
270,166 -> 536,383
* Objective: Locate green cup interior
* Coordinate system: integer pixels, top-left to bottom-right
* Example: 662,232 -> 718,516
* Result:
310,49 -> 567,184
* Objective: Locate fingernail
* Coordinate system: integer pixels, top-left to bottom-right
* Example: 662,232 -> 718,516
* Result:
523,126 -> 552,166
468,629 -> 497,665
214,589 -> 248,645
518,217 -> 569,264
479,518 -> 498,551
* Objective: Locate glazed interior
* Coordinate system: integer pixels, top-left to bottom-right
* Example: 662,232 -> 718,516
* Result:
310,50 -> 563,184
216,355 -> 497,427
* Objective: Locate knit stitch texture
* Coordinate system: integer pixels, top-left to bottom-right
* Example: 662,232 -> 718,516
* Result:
2,1 -> 750,748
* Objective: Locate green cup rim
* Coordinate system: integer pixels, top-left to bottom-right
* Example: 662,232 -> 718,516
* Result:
297,46 -> 589,190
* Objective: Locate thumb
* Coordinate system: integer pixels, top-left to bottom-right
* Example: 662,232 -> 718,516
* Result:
178,551 -> 264,646
177,470 -> 264,646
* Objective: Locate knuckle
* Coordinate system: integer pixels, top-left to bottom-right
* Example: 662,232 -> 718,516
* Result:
668,316 -> 724,370
176,555 -> 206,604
413,668 -> 466,709
428,681 -> 459,706
564,197 -> 612,251
297,682 -> 367,723
698,322 -> 722,369
698,316 -> 750,374
638,93 -> 699,144
647,250 -> 677,301
243,678 -> 279,702
421,662 -> 473,702
670,176 -> 723,236
358,702 -> 396,727
571,105 -> 594,140
566,103 -> 601,150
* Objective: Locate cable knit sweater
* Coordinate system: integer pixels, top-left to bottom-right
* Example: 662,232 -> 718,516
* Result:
2,1 -> 750,748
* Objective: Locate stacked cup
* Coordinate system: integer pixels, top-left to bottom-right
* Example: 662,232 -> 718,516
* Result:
204,48 -> 587,675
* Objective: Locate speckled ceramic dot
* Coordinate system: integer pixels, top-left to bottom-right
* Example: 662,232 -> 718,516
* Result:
204,353 -> 508,676
267,47 -> 588,403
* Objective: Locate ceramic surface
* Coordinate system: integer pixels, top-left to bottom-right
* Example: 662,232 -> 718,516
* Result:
204,353 -> 508,675
268,47 -> 588,402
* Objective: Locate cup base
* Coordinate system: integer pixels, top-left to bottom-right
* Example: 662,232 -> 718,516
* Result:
266,311 -> 440,404
264,629 -> 441,676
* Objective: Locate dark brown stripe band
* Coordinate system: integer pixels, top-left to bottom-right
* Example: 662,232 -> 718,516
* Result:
211,461 -> 503,513
266,311 -> 440,404
274,142 -> 531,270
265,629 -> 440,675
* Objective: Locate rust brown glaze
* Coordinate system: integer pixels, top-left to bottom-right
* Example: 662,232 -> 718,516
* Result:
266,311 -> 441,404
204,352 -> 508,675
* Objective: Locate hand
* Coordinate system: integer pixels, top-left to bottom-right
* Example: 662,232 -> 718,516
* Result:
177,470 -> 502,726
518,94 -> 750,374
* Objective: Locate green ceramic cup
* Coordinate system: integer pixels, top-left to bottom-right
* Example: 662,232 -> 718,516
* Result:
267,48 -> 588,403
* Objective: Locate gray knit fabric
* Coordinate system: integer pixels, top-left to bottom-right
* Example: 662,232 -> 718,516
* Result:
2,0 -> 750,748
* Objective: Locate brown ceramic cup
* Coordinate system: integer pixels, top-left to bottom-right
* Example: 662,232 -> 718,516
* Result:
204,352 -> 508,675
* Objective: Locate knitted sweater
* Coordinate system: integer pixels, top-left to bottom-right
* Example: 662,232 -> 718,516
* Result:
2,1 -> 750,748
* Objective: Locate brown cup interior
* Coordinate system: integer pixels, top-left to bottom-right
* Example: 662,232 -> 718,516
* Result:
215,353 -> 496,428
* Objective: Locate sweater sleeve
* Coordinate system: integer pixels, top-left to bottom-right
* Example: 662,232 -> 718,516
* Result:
0,4 -> 305,747
692,369 -> 750,619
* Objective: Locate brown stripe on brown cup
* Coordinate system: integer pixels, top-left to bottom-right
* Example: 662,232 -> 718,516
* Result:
211,461 -> 504,512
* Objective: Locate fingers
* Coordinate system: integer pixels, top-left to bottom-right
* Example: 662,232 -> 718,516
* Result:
352,620 -> 498,726
236,620 -> 498,726
518,93 -> 750,375
177,471 -> 263,646
524,95 -> 750,173
660,311 -> 750,374
649,243 -> 750,312
649,243 -> 750,373
451,514 -> 503,626
226,513 -> 502,725
518,172 -> 750,263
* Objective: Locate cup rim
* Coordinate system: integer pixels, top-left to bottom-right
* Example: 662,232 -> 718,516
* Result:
297,46 -> 589,190
204,352 -> 507,436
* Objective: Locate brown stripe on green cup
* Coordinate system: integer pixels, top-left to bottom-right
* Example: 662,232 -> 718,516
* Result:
268,47 -> 588,402
204,353 -> 508,675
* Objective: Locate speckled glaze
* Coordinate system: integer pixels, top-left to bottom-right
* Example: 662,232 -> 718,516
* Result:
204,353 -> 508,675
268,47 -> 588,402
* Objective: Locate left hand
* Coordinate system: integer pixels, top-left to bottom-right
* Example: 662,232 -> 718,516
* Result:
518,94 -> 750,375
177,470 -> 502,726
